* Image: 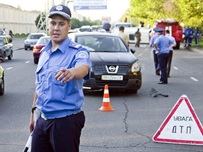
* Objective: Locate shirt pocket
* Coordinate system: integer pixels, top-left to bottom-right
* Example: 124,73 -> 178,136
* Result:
51,71 -> 65,86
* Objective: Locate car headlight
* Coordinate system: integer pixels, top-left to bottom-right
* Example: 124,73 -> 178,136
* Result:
24,41 -> 28,44
131,61 -> 141,73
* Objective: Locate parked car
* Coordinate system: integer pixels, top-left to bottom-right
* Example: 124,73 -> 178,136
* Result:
0,36 -> 13,62
24,33 -> 47,50
68,32 -> 142,93
33,36 -> 50,64
0,65 -> 4,96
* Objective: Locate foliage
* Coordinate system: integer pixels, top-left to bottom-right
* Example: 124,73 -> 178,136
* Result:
126,0 -> 203,30
35,13 -> 46,31
71,18 -> 101,29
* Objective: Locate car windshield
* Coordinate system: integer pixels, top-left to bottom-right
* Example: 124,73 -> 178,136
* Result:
37,37 -> 50,44
76,35 -> 128,52
79,28 -> 91,32
28,34 -> 44,39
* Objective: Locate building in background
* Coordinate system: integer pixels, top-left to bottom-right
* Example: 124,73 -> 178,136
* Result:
0,3 -> 40,35
0,2 -> 84,35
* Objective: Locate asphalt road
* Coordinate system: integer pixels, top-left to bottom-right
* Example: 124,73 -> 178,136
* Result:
0,38 -> 203,152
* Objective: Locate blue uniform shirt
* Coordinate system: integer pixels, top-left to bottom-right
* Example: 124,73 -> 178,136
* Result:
35,37 -> 92,119
154,35 -> 172,54
150,33 -> 159,51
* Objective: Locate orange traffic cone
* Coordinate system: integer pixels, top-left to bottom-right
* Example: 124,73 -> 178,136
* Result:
99,84 -> 114,112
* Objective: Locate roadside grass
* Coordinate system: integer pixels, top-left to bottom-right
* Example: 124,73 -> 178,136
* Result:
13,34 -> 28,38
192,37 -> 203,49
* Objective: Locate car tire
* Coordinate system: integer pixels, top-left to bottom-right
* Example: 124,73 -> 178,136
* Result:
0,77 -> 4,96
25,47 -> 27,50
34,58 -> 38,64
1,52 -> 6,62
8,50 -> 13,60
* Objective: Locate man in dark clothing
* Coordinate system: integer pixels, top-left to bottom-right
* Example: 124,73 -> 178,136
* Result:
135,28 -> 141,47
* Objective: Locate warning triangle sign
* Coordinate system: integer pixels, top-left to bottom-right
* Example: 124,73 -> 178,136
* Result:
153,94 -> 203,145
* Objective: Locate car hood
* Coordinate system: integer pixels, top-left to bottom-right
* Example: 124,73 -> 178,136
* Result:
90,52 -> 138,64
25,39 -> 38,42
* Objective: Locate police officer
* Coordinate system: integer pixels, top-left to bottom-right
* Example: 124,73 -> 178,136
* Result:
103,23 -> 111,33
183,27 -> 189,47
194,27 -> 200,46
165,29 -> 176,77
187,27 -> 194,46
149,28 -> 160,75
29,4 -> 92,152
154,28 -> 173,84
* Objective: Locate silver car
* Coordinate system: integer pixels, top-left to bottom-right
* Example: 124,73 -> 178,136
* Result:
24,33 -> 47,50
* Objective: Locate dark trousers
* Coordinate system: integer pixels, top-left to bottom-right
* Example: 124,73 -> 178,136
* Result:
31,111 -> 85,152
167,50 -> 173,77
158,53 -> 169,83
184,35 -> 188,46
153,50 -> 159,74
195,36 -> 199,45
188,35 -> 193,46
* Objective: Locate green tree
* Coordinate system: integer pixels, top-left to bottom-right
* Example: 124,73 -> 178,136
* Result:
127,0 -> 203,28
35,13 -> 46,31
71,18 -> 81,29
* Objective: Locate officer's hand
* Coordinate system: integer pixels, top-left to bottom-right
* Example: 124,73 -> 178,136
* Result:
55,68 -> 75,83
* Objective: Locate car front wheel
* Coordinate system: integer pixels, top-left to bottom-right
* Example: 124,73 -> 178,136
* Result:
0,78 -> 4,95
8,50 -> 13,60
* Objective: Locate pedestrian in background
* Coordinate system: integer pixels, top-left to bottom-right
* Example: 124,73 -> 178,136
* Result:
135,28 -> 141,47
187,27 -> 194,46
165,29 -> 176,77
118,26 -> 129,46
9,30 -> 13,38
194,27 -> 200,46
149,28 -> 160,76
154,28 -> 173,84
103,23 -> 111,33
183,26 -> 189,47
29,4 -> 91,152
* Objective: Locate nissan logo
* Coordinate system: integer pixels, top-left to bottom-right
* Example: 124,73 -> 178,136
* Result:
108,66 -> 116,72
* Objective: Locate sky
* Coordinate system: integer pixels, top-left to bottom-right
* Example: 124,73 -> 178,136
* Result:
0,0 -> 131,22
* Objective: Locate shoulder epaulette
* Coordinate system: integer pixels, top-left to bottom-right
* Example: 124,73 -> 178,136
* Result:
69,42 -> 82,49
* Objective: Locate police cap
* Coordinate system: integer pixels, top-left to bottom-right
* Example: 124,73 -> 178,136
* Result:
153,27 -> 165,33
48,4 -> 71,20
103,23 -> 111,30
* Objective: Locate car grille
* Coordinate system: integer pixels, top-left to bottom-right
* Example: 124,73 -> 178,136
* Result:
94,65 -> 129,73
96,79 -> 128,86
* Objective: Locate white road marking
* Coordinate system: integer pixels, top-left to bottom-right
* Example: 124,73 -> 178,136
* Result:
7,67 -> 13,70
190,77 -> 198,82
25,61 -> 30,63
173,66 -> 178,70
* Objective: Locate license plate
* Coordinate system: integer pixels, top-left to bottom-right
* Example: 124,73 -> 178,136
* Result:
101,75 -> 123,81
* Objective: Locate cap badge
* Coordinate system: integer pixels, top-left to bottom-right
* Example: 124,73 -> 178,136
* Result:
56,5 -> 63,11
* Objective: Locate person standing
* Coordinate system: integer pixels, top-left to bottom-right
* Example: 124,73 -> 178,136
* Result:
134,28 -> 141,47
194,27 -> 200,46
165,29 -> 176,77
29,4 -> 92,152
118,26 -> 129,46
187,27 -> 194,46
149,28 -> 160,75
154,28 -> 172,84
103,23 -> 111,33
183,27 -> 189,47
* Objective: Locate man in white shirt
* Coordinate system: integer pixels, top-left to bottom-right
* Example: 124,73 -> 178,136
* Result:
118,26 -> 129,46
165,29 -> 176,77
